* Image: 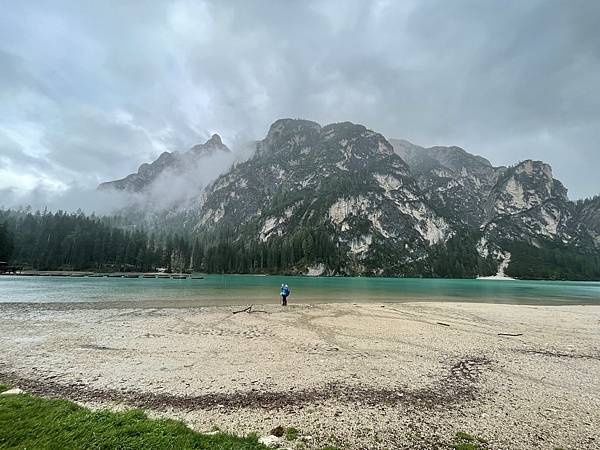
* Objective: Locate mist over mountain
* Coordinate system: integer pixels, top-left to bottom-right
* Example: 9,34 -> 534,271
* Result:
97,133 -> 240,213
99,134 -> 231,193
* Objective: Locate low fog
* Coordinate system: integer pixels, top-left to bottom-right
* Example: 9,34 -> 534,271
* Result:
1,140 -> 254,215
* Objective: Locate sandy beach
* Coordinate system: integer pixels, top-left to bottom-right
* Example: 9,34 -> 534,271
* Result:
1,301 -> 599,449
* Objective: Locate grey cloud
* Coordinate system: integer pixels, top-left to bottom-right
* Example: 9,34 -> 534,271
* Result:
0,132 -> 47,171
42,108 -> 160,183
0,0 -> 599,209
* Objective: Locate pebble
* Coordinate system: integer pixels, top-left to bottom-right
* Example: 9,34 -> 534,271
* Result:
258,435 -> 282,447
1,388 -> 24,395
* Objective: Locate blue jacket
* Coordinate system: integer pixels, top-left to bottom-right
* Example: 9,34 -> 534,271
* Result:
281,287 -> 290,296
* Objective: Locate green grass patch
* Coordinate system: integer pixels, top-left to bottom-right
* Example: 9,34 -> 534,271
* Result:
0,384 -> 10,393
451,431 -> 488,450
0,393 -> 267,449
455,432 -> 475,441
285,426 -> 299,441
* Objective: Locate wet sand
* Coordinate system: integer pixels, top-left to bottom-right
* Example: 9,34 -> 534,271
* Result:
1,302 -> 599,449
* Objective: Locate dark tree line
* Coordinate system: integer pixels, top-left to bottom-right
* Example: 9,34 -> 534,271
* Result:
2,207 -> 600,279
429,230 -> 498,278
199,225 -> 345,274
0,209 -> 344,274
505,241 -> 600,280
0,209 -> 191,272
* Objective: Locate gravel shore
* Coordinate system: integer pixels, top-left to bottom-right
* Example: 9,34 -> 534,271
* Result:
1,301 -> 599,449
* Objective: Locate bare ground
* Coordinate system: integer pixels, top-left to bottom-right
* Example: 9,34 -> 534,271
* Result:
1,301 -> 599,449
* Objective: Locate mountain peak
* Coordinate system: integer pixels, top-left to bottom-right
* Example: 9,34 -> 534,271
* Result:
391,138 -> 494,174
99,135 -> 232,193
207,133 -> 222,146
189,134 -> 231,156
265,118 -> 322,141
268,118 -> 322,132
259,118 -> 322,156
489,159 -> 568,220
512,159 -> 552,177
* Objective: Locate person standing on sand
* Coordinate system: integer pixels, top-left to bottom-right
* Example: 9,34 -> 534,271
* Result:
280,283 -> 290,306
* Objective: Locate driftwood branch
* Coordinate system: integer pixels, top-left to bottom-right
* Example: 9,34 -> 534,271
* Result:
233,305 -> 253,314
498,333 -> 523,336
436,322 -> 450,327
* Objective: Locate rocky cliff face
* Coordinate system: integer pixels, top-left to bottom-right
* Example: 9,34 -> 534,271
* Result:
575,196 -> 600,247
481,160 -> 576,247
391,139 -> 504,226
391,139 -> 589,256
486,160 -> 567,218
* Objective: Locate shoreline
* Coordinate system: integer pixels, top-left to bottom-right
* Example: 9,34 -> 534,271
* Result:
2,295 -> 600,310
1,301 -> 599,449
3,271 -> 600,282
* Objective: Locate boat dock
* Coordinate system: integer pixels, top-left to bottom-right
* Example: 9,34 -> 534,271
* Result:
1,271 -> 203,280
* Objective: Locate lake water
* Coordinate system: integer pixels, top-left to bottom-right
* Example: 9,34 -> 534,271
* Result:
1,275 -> 599,307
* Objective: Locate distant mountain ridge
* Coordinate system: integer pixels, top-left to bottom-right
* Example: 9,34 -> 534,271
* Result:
98,134 -> 230,192
99,118 -> 600,279
389,138 -> 580,246
390,138 -> 505,227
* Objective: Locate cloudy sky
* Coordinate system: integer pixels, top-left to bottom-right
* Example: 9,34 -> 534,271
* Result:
1,0 -> 599,206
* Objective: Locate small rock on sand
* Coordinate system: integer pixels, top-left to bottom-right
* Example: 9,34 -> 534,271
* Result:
270,425 -> 285,437
1,388 -> 24,395
258,435 -> 282,447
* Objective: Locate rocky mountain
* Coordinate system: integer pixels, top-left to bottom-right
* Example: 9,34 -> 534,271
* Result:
575,196 -> 600,246
99,118 -> 600,279
196,119 -> 452,275
99,134 -> 231,193
390,139 -> 596,261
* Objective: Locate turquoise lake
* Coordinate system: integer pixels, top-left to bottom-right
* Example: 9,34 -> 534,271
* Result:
0,275 -> 599,307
